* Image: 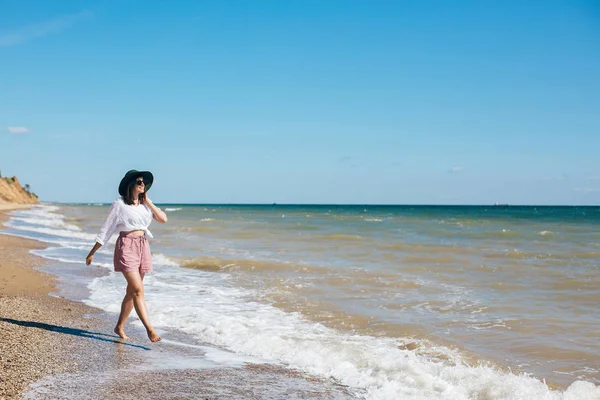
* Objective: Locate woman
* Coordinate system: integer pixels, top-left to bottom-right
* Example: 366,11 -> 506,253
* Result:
85,169 -> 168,343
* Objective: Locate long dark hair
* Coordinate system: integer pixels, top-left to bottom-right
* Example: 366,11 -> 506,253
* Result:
122,178 -> 146,205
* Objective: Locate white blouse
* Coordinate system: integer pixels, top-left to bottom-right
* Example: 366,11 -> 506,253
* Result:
95,198 -> 154,245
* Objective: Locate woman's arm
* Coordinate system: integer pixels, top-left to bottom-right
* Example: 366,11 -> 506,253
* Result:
95,200 -> 119,245
86,200 -> 119,266
145,197 -> 168,223
86,242 -> 102,266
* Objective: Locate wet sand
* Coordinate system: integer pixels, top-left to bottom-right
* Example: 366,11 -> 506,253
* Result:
0,206 -> 357,399
0,208 -> 103,398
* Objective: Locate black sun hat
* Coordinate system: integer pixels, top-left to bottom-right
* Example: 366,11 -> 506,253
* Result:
118,170 -> 154,197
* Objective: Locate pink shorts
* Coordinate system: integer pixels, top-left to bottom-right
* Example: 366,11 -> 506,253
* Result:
114,233 -> 153,274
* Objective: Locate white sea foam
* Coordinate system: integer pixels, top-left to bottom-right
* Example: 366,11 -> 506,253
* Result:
10,206 -> 61,222
152,253 -> 180,267
4,221 -> 96,241
10,216 -> 81,231
30,250 -> 112,269
16,205 -> 60,214
3,206 -> 111,267
6,205 -> 93,241
165,207 -> 182,212
83,265 -> 600,400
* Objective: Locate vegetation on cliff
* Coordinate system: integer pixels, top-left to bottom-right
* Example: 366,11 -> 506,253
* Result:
0,172 -> 40,204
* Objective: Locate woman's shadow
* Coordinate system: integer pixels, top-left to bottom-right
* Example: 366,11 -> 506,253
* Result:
0,317 -> 150,350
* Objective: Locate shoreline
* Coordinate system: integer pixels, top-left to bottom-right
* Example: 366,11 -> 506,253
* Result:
7,202 -> 591,398
0,207 -> 103,398
0,204 -> 38,212
0,205 -> 358,399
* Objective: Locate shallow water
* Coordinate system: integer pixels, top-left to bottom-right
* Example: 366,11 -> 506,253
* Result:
5,204 -> 600,399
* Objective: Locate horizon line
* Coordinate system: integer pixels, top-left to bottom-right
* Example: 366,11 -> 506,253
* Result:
45,202 -> 600,207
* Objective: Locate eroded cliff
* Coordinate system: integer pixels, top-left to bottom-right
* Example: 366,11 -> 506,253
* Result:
0,176 -> 40,204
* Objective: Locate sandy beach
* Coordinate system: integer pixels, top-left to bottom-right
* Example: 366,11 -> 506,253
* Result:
0,206 -> 357,400
0,207 -> 99,398
0,204 -> 35,212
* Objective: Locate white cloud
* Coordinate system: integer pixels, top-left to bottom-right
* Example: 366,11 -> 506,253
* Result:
7,126 -> 30,134
448,166 -> 464,174
0,11 -> 91,47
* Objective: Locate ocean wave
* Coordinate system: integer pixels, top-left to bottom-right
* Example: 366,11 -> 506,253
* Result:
11,216 -> 81,231
152,253 -> 180,267
165,207 -> 182,212
281,224 -> 321,231
31,250 -> 111,269
4,220 -> 96,241
84,268 -> 600,400
175,226 -> 218,233
317,234 -> 365,241
177,256 -> 325,275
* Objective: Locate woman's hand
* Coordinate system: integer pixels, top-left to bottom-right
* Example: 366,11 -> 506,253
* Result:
145,197 -> 168,223
86,243 -> 102,266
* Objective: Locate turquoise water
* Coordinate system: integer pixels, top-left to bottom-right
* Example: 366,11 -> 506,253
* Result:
5,203 -> 600,398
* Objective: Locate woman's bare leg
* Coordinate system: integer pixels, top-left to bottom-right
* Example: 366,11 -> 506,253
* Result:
114,273 -> 146,339
120,271 -> 161,342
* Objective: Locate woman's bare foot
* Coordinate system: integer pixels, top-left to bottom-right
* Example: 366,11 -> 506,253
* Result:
147,329 -> 162,343
114,326 -> 130,340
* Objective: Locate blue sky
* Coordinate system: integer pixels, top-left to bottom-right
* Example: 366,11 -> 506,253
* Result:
1,1 -> 599,205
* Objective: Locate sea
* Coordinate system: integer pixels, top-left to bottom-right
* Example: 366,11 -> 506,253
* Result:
2,203 -> 600,399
